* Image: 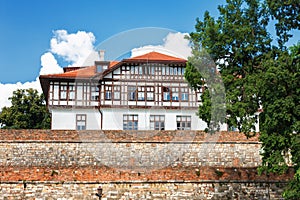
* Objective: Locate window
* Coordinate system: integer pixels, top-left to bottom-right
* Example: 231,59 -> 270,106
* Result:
166,66 -> 169,75
123,114 -> 138,130
150,115 -> 165,130
114,86 -> 121,100
138,86 -> 145,100
121,66 -> 130,72
139,66 -> 143,74
105,86 -> 112,100
151,66 -> 155,75
182,68 -> 185,74
69,84 -> 75,100
91,86 -> 99,101
60,84 -> 67,100
76,114 -> 86,130
170,67 -> 174,75
146,87 -> 154,101
162,66 -> 165,75
97,64 -> 108,73
172,88 -> 179,101
178,67 -> 182,75
197,87 -> 204,102
134,66 -> 139,74
131,66 -> 135,74
181,87 -> 189,101
173,67 -> 177,75
176,116 -> 191,130
162,87 -> 170,101
128,86 -> 137,101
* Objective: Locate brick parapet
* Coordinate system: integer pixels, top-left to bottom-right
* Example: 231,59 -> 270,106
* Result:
0,130 -> 260,142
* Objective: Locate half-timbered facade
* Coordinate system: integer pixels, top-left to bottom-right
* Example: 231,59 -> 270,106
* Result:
40,52 -> 210,130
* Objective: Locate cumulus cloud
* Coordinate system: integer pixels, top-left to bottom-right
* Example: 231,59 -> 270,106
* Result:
50,30 -> 96,66
131,32 -> 192,59
39,52 -> 63,75
0,80 -> 41,108
0,30 -> 96,108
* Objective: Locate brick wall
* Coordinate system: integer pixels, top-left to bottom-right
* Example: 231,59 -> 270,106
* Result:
0,130 -> 293,199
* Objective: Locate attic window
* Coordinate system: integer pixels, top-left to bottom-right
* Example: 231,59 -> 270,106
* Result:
96,64 -> 108,73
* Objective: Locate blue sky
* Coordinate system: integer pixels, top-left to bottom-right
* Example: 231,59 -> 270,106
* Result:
0,0 -> 227,84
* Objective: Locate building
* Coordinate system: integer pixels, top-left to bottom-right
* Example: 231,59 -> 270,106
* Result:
39,51 -> 215,130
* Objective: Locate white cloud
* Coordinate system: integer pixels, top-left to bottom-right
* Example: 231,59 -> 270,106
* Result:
39,52 -> 63,75
50,30 -> 97,66
131,32 -> 192,59
0,79 -> 41,108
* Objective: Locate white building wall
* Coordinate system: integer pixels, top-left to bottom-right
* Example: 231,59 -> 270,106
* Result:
101,108 -> 208,130
50,108 -> 232,131
51,108 -> 101,130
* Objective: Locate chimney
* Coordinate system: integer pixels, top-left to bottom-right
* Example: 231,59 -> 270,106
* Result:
99,50 -> 105,61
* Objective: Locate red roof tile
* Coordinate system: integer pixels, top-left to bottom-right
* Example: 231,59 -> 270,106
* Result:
127,51 -> 186,62
41,61 -> 119,79
39,52 -> 186,80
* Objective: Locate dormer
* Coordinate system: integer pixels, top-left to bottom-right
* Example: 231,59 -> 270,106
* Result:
95,61 -> 110,73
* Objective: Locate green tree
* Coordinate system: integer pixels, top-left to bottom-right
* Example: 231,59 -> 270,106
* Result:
186,0 -> 299,198
0,88 -> 51,129
186,0 -> 271,136
258,43 -> 300,199
266,0 -> 300,48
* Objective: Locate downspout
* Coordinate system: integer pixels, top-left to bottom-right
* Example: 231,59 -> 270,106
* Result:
98,108 -> 103,130
98,81 -> 103,130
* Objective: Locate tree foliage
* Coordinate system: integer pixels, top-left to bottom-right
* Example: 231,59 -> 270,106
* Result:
0,88 -> 51,129
186,0 -> 300,198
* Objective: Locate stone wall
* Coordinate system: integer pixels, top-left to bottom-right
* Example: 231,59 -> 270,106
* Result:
0,181 -> 287,200
0,130 -> 293,199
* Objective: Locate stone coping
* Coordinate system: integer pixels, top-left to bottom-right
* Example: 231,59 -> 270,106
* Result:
0,180 -> 290,184
0,130 -> 260,142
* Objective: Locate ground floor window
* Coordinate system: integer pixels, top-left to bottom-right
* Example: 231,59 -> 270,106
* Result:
150,115 -> 165,130
176,115 -> 191,130
123,114 -> 138,130
76,114 -> 86,130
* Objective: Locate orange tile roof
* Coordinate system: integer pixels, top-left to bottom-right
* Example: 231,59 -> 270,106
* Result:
41,61 -> 119,79
40,52 -> 186,80
127,51 -> 186,62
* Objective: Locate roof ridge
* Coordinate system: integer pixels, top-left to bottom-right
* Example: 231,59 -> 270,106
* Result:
128,51 -> 186,61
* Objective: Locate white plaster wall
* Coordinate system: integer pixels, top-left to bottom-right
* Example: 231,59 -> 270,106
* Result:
101,108 -> 208,130
50,108 -> 235,131
51,109 -> 101,130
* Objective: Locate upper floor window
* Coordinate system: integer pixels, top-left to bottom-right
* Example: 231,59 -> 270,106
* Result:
105,86 -> 112,100
96,64 -> 108,73
114,86 -> 121,100
69,84 -> 75,100
171,88 -> 179,101
128,86 -> 137,101
138,86 -> 145,100
162,87 -> 170,101
91,86 -> 99,101
181,88 -> 189,101
197,87 -> 204,102
123,114 -> 138,130
146,87 -> 154,101
76,114 -> 86,130
60,84 -> 67,100
176,115 -> 191,130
